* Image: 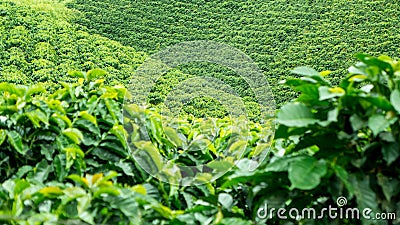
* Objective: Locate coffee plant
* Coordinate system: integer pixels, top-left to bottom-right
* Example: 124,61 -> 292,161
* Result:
221,54 -> 400,224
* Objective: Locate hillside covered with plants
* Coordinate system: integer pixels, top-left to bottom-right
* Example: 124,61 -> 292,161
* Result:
0,0 -> 399,225
68,0 -> 400,106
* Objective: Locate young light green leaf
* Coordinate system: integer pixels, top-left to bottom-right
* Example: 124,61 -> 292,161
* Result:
67,174 -> 89,188
79,111 -> 97,126
68,70 -> 85,79
87,68 -> 107,82
277,103 -> 318,127
62,128 -> 84,144
14,179 -> 30,195
228,140 -> 247,158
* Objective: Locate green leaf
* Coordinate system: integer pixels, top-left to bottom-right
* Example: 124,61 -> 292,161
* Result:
7,131 -> 28,155
292,67 -> 320,76
318,86 -> 345,101
2,179 -> 15,197
54,154 -> 67,181
288,157 -> 327,190
227,140 -> 247,158
104,98 -> 121,122
16,166 -> 33,178
218,218 -> 253,225
187,139 -> 211,153
14,179 -> 29,195
349,174 -> 379,222
350,114 -> 365,131
377,173 -> 400,201
333,164 -> 354,196
68,70 -> 85,79
133,141 -> 163,174
164,127 -> 182,147
51,113 -> 72,128
291,67 -> 330,85
265,155 -> 307,172
67,174 -> 89,188
109,125 -> 127,149
26,109 -> 49,128
79,111 -> 97,126
277,103 -> 318,127
367,114 -> 395,136
356,53 -> 394,77
114,160 -> 135,177
0,129 -> 6,146
87,68 -> 107,82
62,128 -> 84,144
26,85 -> 46,97
30,160 -> 53,183
0,83 -> 22,95
218,193 -> 233,209
382,142 -> 399,165
99,141 -> 127,158
206,161 -> 234,172
390,89 -> 400,114
363,96 -> 393,111
64,145 -> 85,159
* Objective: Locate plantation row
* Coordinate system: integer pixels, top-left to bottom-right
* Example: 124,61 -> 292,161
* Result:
68,0 -> 400,107
0,1 -> 260,119
0,1 -> 149,91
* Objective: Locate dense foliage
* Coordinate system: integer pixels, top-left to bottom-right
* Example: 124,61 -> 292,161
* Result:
1,54 -> 399,224
67,0 -> 400,106
0,0 -> 146,90
224,54 -> 400,224
1,0 -> 400,224
0,69 -> 272,224
0,0 -> 258,119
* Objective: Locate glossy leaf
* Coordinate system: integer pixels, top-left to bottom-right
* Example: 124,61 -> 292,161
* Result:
288,157 -> 327,190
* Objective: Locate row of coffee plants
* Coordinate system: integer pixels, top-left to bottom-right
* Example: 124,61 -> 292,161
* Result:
68,0 -> 400,107
0,0 -> 259,120
0,1 -> 145,89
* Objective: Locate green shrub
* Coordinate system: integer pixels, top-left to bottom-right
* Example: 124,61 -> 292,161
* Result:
0,69 -> 272,224
222,54 -> 400,224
